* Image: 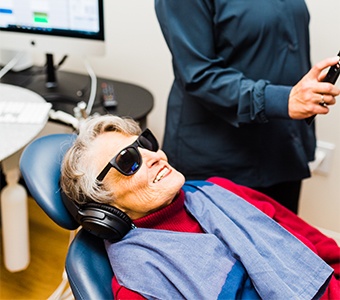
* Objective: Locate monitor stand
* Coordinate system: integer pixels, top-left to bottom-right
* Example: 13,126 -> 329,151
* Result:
22,53 -> 99,116
45,53 -> 58,88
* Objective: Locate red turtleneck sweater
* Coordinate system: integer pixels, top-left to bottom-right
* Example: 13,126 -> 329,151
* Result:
111,177 -> 340,300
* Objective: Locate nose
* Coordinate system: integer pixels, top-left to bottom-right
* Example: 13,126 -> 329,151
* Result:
139,148 -> 167,167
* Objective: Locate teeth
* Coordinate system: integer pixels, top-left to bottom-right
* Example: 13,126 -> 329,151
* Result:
153,167 -> 169,183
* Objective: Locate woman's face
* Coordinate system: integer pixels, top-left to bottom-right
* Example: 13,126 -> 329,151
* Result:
92,131 -> 185,220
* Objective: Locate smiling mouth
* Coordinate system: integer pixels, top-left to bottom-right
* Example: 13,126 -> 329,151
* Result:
153,167 -> 170,183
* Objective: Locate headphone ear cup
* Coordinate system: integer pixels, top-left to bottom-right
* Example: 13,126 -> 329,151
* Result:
77,202 -> 133,242
61,190 -> 133,242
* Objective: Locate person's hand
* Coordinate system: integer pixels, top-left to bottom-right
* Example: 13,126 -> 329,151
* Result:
288,56 -> 340,119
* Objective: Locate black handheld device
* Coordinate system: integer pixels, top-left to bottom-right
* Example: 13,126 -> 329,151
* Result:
323,51 -> 340,83
306,51 -> 340,125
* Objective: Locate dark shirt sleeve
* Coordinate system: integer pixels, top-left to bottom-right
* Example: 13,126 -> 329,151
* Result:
155,0 -> 293,125
265,85 -> 292,119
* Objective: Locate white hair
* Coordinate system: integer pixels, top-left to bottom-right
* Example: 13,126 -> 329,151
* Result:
60,115 -> 142,205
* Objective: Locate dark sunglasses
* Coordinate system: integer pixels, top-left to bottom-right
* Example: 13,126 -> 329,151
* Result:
96,128 -> 159,181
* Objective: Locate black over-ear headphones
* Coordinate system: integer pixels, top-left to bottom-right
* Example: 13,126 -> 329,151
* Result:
61,189 -> 134,242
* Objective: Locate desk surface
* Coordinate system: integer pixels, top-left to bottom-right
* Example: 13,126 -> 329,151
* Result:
1,67 -> 154,125
0,83 -> 49,161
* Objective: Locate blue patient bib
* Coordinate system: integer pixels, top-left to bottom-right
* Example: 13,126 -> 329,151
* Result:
106,181 -> 332,299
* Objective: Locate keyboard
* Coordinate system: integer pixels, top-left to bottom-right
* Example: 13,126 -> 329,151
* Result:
0,101 -> 52,124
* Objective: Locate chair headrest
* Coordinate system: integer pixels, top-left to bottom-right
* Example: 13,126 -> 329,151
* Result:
20,133 -> 79,230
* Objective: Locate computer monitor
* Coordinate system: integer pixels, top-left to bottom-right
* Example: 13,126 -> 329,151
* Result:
0,0 -> 105,88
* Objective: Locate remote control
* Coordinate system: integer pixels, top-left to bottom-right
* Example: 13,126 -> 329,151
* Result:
101,82 -> 118,109
306,51 -> 340,125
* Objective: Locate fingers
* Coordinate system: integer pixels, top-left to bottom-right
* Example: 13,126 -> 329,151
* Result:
310,56 -> 340,80
309,56 -> 340,100
317,84 -> 340,97
288,56 -> 340,120
318,94 -> 337,107
302,93 -> 336,118
313,99 -> 330,115
288,83 -> 337,119
309,93 -> 336,116
319,94 -> 326,106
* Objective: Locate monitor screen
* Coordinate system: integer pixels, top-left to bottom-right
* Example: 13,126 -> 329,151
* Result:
0,0 -> 105,56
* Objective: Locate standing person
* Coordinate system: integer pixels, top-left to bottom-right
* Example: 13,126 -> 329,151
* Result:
154,0 -> 339,213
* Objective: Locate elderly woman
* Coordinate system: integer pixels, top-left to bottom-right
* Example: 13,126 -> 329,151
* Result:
61,115 -> 339,300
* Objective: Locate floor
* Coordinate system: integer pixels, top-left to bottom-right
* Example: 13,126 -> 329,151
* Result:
0,196 -> 71,299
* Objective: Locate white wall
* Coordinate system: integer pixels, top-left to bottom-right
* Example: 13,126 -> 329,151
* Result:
32,0 -> 339,231
299,0 -> 340,232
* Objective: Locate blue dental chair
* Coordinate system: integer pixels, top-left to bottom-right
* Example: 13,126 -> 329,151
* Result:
19,134 -> 114,300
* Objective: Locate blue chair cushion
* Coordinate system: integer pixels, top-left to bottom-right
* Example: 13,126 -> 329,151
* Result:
66,229 -> 114,299
20,133 -> 79,230
20,133 -> 114,299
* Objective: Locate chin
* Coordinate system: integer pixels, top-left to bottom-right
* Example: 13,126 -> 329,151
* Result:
169,166 -> 184,180
172,171 -> 185,189
160,170 -> 185,193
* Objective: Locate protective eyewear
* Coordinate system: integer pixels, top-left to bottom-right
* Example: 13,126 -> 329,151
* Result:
96,128 -> 159,181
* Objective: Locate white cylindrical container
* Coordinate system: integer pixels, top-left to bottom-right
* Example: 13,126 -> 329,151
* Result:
1,170 -> 30,272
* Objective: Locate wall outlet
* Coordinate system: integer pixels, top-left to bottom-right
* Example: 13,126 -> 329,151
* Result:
309,141 -> 335,175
